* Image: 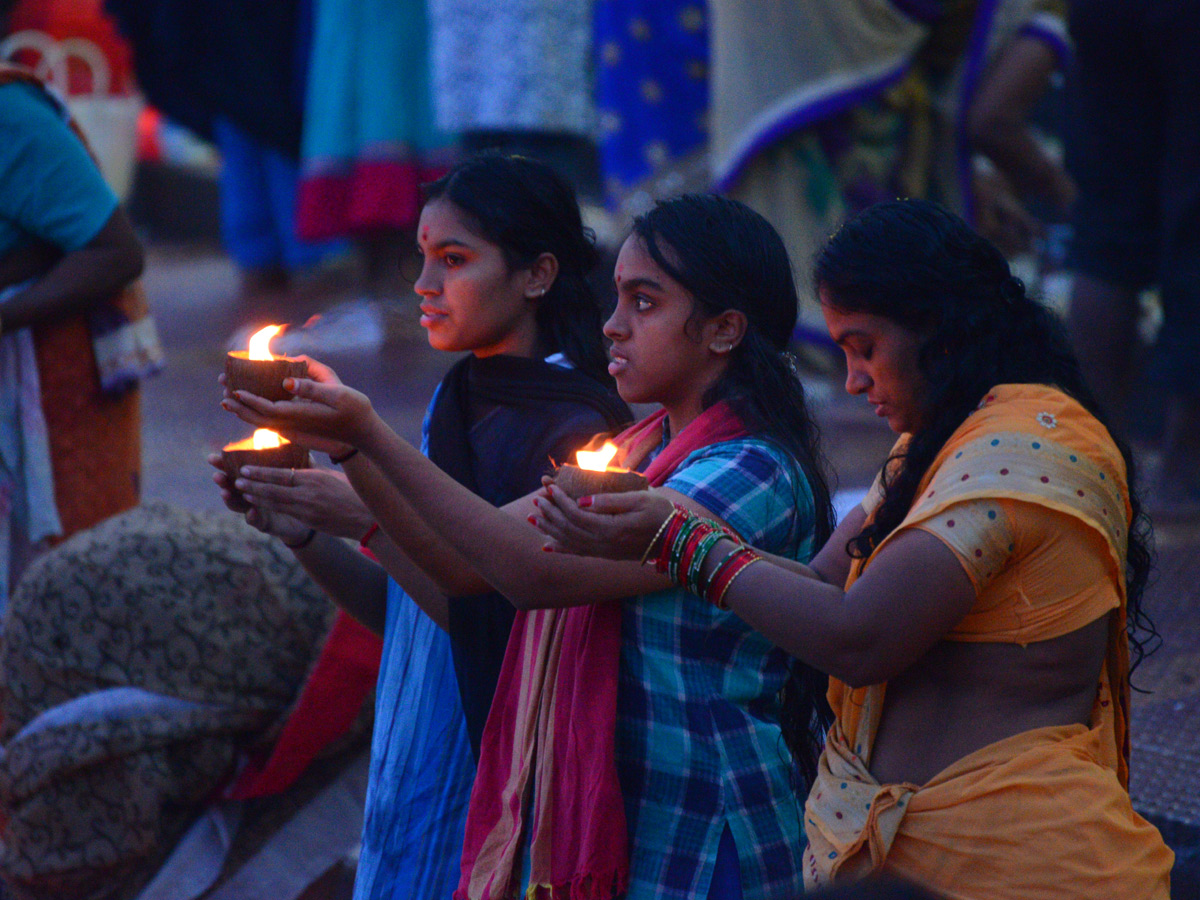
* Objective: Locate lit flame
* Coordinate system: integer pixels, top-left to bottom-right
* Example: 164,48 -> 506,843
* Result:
253,428 -> 283,450
576,441 -> 619,472
248,325 -> 283,361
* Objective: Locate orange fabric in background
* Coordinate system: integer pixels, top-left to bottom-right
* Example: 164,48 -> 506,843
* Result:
803,385 -> 1173,898
33,317 -> 140,541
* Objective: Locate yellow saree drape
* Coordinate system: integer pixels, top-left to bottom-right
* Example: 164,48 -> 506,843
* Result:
803,385 -> 1172,899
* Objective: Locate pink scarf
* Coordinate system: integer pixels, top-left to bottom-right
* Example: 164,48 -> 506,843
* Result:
456,404 -> 747,900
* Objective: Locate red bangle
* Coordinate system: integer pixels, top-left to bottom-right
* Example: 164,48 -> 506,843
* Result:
359,522 -> 380,548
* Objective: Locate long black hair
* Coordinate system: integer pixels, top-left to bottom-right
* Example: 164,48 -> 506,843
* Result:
423,153 -> 611,382
632,194 -> 836,788
814,199 -> 1157,670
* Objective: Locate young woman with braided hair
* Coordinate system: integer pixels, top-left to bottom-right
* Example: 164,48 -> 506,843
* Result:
536,199 -> 1173,898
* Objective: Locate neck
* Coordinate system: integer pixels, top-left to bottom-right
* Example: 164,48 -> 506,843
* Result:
471,320 -> 542,361
664,398 -> 706,442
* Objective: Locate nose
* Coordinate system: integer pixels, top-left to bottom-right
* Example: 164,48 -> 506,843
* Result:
603,303 -> 628,342
844,361 -> 871,396
414,258 -> 439,297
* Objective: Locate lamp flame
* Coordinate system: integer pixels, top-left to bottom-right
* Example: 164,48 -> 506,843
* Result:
252,428 -> 283,450
576,441 -> 619,472
248,325 -> 283,361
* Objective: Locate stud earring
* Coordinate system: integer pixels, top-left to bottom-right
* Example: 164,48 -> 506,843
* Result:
711,342 -> 731,354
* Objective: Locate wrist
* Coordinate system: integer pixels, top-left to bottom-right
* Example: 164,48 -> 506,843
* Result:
354,412 -> 390,460
282,527 -> 318,550
359,522 -> 379,548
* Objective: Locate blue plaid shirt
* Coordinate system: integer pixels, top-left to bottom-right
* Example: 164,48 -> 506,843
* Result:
617,436 -> 816,900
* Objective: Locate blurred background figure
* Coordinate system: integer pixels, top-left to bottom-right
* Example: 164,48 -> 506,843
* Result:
1063,0 -> 1200,517
430,0 -> 598,200
709,0 -> 1072,344
593,2 -> 710,221
105,0 -> 347,312
0,57 -> 147,608
297,0 -> 450,301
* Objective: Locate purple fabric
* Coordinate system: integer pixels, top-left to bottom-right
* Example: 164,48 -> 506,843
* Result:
714,61 -> 913,192
1018,22 -> 1072,68
955,0 -> 1002,225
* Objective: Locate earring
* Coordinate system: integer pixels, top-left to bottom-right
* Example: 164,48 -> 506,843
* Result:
711,343 -> 731,354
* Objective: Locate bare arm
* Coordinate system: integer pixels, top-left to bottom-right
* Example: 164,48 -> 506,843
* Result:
289,530 -> 390,635
0,237 -> 60,293
340,452 -> 495,599
717,528 -> 976,686
537,489 -> 977,687
208,455 -> 453,631
223,376 -> 696,608
0,207 -> 144,330
967,35 -> 1076,211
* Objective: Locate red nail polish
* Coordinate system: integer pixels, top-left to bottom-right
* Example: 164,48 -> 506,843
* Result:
579,496 -> 593,508
533,498 -> 540,507
527,515 -> 537,525
542,545 -> 553,552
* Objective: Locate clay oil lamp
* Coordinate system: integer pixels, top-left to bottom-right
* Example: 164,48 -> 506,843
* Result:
552,441 -> 649,499
221,428 -> 309,505
225,325 -> 307,401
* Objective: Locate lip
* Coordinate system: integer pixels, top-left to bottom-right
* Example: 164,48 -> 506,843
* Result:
419,304 -> 448,327
608,348 -> 629,377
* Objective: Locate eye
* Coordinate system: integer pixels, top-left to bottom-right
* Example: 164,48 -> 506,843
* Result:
847,340 -> 872,362
633,293 -> 653,312
443,252 -> 465,268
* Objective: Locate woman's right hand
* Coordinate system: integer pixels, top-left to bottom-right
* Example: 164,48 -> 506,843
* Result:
221,356 -> 377,456
532,481 -> 677,561
218,357 -> 357,459
207,453 -> 373,541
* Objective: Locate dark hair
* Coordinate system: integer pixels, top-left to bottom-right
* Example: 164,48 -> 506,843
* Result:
423,153 -> 611,381
632,194 -> 836,787
814,199 -> 1157,670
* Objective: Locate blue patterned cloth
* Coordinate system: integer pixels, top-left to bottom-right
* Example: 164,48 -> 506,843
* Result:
617,437 -> 815,900
594,1 -> 709,212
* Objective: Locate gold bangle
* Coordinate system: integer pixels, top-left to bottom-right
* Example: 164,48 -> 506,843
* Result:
639,507 -> 680,565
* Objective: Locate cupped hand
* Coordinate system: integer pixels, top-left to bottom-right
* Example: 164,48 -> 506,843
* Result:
233,464 -> 373,540
207,452 -> 315,544
531,481 -> 676,561
220,356 -> 374,456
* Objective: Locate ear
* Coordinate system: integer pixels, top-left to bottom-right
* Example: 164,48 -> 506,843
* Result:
524,252 -> 560,300
706,309 -> 748,355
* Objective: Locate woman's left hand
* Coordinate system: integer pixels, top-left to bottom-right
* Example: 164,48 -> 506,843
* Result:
532,481 -> 676,561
